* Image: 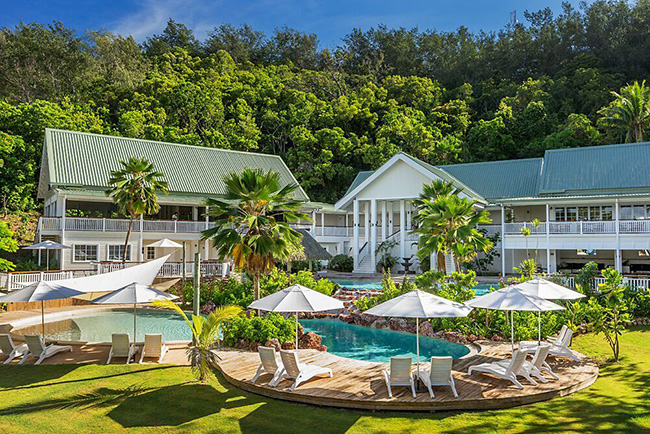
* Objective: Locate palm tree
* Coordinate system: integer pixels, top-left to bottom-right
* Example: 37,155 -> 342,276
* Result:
202,168 -> 309,301
106,157 -> 169,262
153,299 -> 242,381
413,180 -> 493,273
598,81 -> 650,142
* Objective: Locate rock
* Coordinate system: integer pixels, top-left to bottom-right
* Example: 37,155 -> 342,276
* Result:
419,320 -> 435,338
235,338 -> 250,349
282,341 -> 296,350
372,319 -> 389,329
264,338 -> 281,352
338,314 -> 352,323
200,301 -> 216,314
249,341 -> 262,352
491,334 -> 503,342
316,344 -> 327,352
467,334 -> 479,342
354,313 -> 376,327
389,318 -> 408,331
298,331 -> 323,349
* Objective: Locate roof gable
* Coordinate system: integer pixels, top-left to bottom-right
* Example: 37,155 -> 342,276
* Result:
40,129 -> 309,201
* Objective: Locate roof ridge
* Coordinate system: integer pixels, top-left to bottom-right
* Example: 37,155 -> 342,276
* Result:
439,157 -> 543,169
544,141 -> 650,156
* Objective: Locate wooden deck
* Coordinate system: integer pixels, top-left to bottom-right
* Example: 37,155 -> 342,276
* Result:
216,343 -> 598,411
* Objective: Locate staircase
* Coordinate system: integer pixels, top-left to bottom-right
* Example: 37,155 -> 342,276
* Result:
355,255 -> 375,273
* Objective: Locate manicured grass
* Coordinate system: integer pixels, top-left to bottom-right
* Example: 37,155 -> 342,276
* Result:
0,328 -> 648,433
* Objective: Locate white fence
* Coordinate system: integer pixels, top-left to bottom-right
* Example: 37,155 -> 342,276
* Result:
39,217 -> 216,234
562,275 -> 650,291
95,261 -> 229,278
496,220 -> 650,235
0,270 -> 74,291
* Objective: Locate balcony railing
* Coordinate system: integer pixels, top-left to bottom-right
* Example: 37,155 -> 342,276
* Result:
40,217 -> 216,234
96,261 -> 229,278
494,220 -> 650,235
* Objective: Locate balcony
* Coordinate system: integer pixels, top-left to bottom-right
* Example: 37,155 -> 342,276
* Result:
40,217 -> 216,234
490,220 -> 650,235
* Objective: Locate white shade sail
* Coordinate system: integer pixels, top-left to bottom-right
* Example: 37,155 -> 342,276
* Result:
248,284 -> 344,313
365,289 -> 472,318
0,281 -> 84,303
91,283 -> 178,305
22,240 -> 71,250
513,277 -> 585,300
147,238 -> 182,249
466,286 -> 565,312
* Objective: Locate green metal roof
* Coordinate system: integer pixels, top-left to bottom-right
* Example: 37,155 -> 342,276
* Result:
440,158 -> 543,201
539,142 -> 650,195
41,129 -> 309,201
55,187 -> 212,205
343,171 -> 374,196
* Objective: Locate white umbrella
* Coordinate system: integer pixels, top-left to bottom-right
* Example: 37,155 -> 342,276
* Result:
91,282 -> 178,340
147,239 -> 182,249
0,281 -> 84,336
514,277 -> 585,342
466,286 -> 564,351
364,289 -> 472,378
248,284 -> 344,347
23,240 -> 71,271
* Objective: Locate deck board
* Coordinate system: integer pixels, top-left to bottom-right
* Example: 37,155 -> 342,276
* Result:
215,343 -> 598,411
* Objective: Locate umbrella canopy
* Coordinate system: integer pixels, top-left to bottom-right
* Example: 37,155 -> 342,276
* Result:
92,283 -> 178,340
23,240 -> 71,271
0,281 -> 84,336
514,277 -> 585,300
147,238 -> 182,249
364,289 -> 472,378
466,286 -> 564,350
248,284 -> 344,346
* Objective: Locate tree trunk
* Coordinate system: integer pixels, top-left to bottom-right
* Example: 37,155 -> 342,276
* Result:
123,215 -> 134,263
253,272 -> 260,301
437,251 -> 446,273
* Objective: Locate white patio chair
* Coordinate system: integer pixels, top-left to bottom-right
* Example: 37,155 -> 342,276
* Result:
107,333 -> 136,364
0,334 -> 29,364
521,329 -> 579,361
277,350 -> 333,391
384,356 -> 416,398
417,356 -> 458,398
252,346 -> 284,386
547,325 -> 568,345
138,334 -> 168,364
19,334 -> 72,365
525,344 -> 559,382
467,350 -> 534,389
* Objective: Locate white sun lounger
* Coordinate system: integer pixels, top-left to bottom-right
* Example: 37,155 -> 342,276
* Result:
19,334 -> 72,365
384,356 -> 416,398
547,325 -> 568,345
277,350 -> 333,391
468,350 -> 533,389
524,344 -> 559,382
139,334 -> 168,364
417,356 -> 458,398
0,334 -> 29,364
107,333 -> 137,364
252,346 -> 284,386
520,328 -> 579,361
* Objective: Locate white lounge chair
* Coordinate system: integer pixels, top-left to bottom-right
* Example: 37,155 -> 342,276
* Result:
524,344 -> 559,382
384,356 -> 416,398
467,350 -> 534,389
0,334 -> 29,364
138,334 -> 168,364
252,346 -> 284,386
521,328 -> 579,361
19,334 -> 72,365
107,333 -> 137,364
417,356 -> 458,398
277,350 -> 333,391
547,325 -> 568,345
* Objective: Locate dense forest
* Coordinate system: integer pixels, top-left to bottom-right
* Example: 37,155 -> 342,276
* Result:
2,1 -> 650,210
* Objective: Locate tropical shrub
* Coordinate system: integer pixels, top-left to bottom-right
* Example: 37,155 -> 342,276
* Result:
575,261 -> 599,296
222,312 -> 296,346
328,254 -> 354,272
355,272 -> 414,311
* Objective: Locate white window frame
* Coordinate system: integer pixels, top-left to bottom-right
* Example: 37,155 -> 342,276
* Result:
146,246 -> 156,260
107,244 -> 132,261
72,244 -> 100,263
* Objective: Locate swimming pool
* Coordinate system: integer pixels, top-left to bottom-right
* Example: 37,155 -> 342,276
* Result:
333,278 -> 496,296
473,283 -> 497,296
301,319 -> 470,362
17,309 -> 193,342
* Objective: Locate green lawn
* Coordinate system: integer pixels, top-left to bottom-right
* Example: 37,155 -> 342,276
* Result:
0,328 -> 648,434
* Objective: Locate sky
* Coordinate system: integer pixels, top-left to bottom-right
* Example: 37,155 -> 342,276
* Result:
3,0 -> 586,47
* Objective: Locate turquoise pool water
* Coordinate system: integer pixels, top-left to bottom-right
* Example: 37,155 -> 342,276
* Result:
334,278 -> 496,296
473,283 -> 497,296
20,309 -> 193,342
301,319 -> 470,362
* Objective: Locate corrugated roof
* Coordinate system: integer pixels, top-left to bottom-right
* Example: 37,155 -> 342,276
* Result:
539,142 -> 650,195
440,158 -> 543,201
344,171 -> 374,196
41,129 -> 309,201
55,187 -> 211,205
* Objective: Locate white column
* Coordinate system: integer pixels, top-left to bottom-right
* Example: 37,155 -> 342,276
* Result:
60,195 -> 67,270
381,201 -> 387,241
501,205 -> 506,277
615,199 -> 621,272
406,202 -> 412,230
353,199 -> 360,270
321,212 -> 325,235
400,200 -> 406,261
370,199 -> 377,271
139,214 -> 144,262
311,210 -> 316,233
192,206 -> 199,221
388,201 -> 394,235
545,203 -> 550,272
364,201 -> 370,244
204,206 -> 210,261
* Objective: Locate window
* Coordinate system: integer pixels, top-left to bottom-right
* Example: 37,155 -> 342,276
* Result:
566,207 -> 578,221
555,207 -> 566,221
602,206 -> 613,220
620,205 -> 632,220
633,205 -> 646,219
146,246 -> 155,260
589,206 -> 601,220
578,207 -> 589,221
73,245 -> 98,262
108,245 -> 131,261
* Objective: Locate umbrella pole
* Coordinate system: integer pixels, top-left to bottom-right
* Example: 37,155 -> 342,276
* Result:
42,300 -> 45,337
538,311 -> 541,344
416,317 -> 420,379
295,313 -> 299,351
46,250 -> 49,271
133,303 -> 137,343
511,310 -> 514,352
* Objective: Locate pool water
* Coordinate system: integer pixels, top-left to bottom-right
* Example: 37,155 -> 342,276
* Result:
473,283 -> 497,296
332,279 -> 382,290
19,309 -> 193,342
301,319 -> 470,362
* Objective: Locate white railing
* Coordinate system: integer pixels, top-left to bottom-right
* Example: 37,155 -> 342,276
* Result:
2,271 -> 73,291
619,220 -> 650,233
478,224 -> 501,237
40,217 -> 216,234
562,276 -> 649,291
503,222 -> 548,235
499,220 -> 650,235
96,261 -> 229,278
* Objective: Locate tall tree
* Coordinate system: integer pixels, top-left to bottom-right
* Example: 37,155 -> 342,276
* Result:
106,158 -> 169,262
598,81 -> 650,142
202,168 -> 308,301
